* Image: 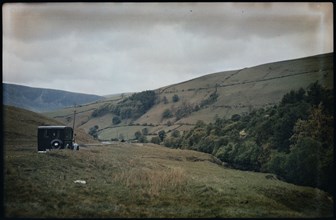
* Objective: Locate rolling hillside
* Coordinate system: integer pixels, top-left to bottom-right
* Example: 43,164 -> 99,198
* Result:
3,105 -> 97,146
3,83 -> 104,112
44,53 -> 333,140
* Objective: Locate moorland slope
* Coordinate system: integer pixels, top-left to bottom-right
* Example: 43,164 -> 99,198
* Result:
45,53 -> 333,141
3,83 -> 104,112
3,105 -> 97,146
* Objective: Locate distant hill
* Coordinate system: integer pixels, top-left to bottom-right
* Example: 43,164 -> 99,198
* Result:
3,83 -> 105,112
3,105 -> 97,146
140,53 -> 333,125
45,53 -> 333,140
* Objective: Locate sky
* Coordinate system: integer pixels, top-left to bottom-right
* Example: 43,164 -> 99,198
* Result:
3,2 -> 333,96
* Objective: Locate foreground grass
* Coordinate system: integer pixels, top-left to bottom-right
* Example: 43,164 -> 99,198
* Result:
4,143 -> 333,218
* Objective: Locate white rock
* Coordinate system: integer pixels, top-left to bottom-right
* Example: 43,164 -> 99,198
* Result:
74,180 -> 86,184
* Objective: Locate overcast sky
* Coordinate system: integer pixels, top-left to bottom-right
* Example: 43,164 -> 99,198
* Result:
3,3 -> 333,96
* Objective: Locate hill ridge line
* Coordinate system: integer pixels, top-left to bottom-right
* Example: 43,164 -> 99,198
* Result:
161,68 -> 329,94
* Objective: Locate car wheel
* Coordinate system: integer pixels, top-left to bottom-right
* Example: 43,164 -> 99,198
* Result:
51,139 -> 63,149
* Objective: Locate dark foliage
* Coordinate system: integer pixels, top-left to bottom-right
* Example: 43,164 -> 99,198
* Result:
92,90 -> 157,120
172,94 -> 180,102
162,82 -> 333,193
112,116 -> 121,125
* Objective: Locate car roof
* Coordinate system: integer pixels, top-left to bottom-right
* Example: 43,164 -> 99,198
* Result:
38,126 -> 71,129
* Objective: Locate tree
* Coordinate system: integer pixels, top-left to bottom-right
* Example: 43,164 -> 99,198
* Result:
134,131 -> 142,140
138,135 -> 147,143
162,108 -> 173,119
142,127 -> 149,135
162,96 -> 168,104
118,133 -> 125,141
171,130 -> 181,138
151,136 -> 161,144
280,88 -> 305,105
285,137 -> 322,187
288,105 -> 334,193
172,94 -> 180,102
89,125 -> 99,139
112,116 -> 121,125
231,114 -> 241,122
158,130 -> 166,141
164,137 -> 181,148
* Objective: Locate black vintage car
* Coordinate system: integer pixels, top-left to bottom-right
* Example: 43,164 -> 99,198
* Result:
37,126 -> 73,151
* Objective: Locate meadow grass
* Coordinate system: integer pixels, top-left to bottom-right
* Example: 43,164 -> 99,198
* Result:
4,143 -> 333,218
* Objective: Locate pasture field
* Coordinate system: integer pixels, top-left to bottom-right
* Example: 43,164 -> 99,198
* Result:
4,142 -> 333,218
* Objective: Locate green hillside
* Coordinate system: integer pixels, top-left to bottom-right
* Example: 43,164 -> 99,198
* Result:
4,143 -> 333,217
44,53 -> 333,141
3,105 -> 97,146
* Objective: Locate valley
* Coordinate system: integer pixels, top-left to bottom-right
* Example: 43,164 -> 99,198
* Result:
3,53 -> 334,218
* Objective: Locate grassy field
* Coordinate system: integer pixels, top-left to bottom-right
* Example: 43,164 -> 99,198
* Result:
97,124 -> 194,140
4,142 -> 333,218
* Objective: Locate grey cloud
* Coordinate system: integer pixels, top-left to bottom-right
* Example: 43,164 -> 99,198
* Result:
3,3 -> 333,95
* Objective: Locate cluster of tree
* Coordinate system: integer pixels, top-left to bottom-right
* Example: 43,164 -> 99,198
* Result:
158,82 -> 334,194
161,102 -> 201,121
160,91 -> 219,121
92,90 -> 157,120
161,94 -> 179,104
134,129 -> 148,143
200,90 -> 219,108
88,125 -> 99,139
